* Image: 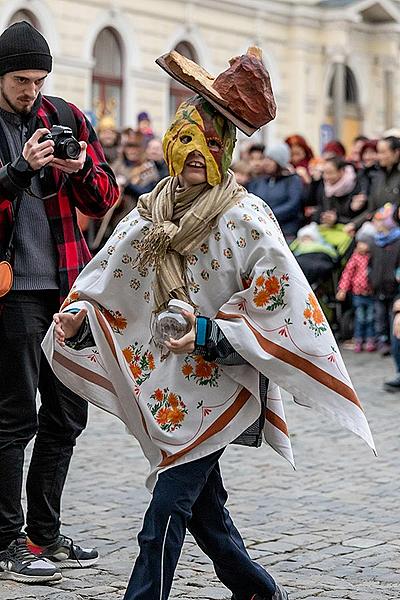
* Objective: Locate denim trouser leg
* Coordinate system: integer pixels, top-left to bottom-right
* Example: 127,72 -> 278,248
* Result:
0,291 -> 88,550
123,449 -> 276,600
352,295 -> 375,341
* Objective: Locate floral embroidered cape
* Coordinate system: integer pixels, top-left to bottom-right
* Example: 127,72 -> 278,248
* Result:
42,193 -> 375,490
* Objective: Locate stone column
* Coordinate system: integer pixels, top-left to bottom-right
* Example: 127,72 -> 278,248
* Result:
333,60 -> 345,140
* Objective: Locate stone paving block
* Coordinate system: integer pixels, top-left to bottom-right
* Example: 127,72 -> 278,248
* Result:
342,537 -> 386,549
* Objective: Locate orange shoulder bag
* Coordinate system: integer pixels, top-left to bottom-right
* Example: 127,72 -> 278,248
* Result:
0,195 -> 21,298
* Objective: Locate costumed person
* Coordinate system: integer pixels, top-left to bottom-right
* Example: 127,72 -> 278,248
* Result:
42,48 -> 374,600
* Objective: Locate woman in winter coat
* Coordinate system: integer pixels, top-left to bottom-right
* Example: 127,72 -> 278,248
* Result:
313,156 -> 363,227
247,142 -> 303,241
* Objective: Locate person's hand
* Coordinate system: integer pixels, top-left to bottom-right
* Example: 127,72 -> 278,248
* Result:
164,311 -> 196,354
343,222 -> 356,236
296,166 -> 311,185
336,290 -> 346,302
321,210 -> 337,226
50,141 -> 87,174
22,128 -> 54,170
393,313 -> 400,339
53,308 -> 88,346
351,193 -> 367,212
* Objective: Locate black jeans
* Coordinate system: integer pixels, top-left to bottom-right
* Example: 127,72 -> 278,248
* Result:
375,297 -> 394,344
124,449 -> 276,600
0,290 -> 88,551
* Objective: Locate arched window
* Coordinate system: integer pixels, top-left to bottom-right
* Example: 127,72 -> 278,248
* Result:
169,41 -> 198,117
326,64 -> 362,149
328,65 -> 359,104
92,28 -> 123,126
8,9 -> 40,29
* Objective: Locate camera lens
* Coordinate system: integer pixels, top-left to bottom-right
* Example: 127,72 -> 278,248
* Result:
56,138 -> 81,160
64,139 -> 81,159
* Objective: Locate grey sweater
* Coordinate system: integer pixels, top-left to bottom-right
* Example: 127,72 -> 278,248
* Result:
0,108 -> 58,290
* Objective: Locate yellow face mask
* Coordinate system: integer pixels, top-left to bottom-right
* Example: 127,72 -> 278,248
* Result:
163,96 -> 236,187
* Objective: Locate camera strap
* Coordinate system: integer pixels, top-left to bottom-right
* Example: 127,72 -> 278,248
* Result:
45,96 -> 78,139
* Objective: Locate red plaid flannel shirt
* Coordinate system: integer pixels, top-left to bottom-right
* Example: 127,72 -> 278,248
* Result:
0,96 -> 119,302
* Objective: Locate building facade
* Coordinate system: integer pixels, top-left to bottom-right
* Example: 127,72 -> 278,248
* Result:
1,0 -> 399,153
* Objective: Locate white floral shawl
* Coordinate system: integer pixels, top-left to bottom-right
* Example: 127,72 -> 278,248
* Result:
42,193 -> 375,490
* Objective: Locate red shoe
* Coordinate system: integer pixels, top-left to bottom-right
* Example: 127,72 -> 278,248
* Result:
354,340 -> 363,353
365,339 -> 377,352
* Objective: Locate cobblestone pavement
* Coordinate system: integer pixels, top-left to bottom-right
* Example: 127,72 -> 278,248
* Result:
2,349 -> 399,600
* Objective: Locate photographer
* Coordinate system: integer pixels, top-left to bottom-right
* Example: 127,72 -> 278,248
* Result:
0,21 -> 118,583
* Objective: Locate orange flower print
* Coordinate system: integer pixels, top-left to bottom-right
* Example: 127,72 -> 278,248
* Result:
100,308 -> 127,334
148,353 -> 155,371
254,289 -> 271,307
168,407 -> 185,426
312,308 -> 324,325
148,388 -> 187,432
112,313 -> 128,332
182,363 -> 193,377
182,356 -> 220,387
264,275 -> 280,296
303,295 -> 327,336
255,275 -> 265,288
60,290 -> 80,310
194,359 -> 214,380
130,364 -> 142,379
252,267 -> 289,312
123,347 -> 134,363
156,407 -> 170,426
168,392 -> 179,408
123,342 -> 155,386
308,292 -> 319,310
154,388 -> 164,402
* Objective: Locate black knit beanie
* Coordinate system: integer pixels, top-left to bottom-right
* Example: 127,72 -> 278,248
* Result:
0,21 -> 52,76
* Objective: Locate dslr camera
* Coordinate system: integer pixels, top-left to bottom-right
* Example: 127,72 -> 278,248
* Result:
39,125 -> 81,160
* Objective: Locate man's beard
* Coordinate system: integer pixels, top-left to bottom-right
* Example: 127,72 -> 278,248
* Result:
0,84 -> 34,115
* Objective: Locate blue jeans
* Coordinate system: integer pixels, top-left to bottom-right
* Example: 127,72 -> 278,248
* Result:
123,449 -> 276,600
352,295 -> 375,341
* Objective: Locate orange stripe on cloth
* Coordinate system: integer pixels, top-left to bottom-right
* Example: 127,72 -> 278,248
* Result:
265,408 -> 289,437
216,311 -> 362,410
94,307 -> 119,363
158,387 -> 252,468
54,350 -> 117,395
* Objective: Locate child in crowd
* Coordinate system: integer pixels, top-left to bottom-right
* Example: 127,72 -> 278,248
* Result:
231,160 -> 251,186
291,222 -> 338,286
336,224 -> 376,353
369,203 -> 400,356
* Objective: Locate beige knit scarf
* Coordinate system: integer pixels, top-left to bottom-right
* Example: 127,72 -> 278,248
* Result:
136,171 -> 246,313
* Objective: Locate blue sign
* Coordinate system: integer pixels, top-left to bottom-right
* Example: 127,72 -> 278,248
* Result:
320,123 -> 334,153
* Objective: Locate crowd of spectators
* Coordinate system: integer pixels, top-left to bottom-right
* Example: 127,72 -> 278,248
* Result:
92,111 -> 400,392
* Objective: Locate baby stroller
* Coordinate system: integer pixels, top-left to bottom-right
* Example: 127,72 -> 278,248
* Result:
291,223 -> 355,341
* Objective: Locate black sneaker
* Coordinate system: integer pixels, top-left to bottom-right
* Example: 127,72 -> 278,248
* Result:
30,535 -> 99,568
0,538 -> 62,583
232,582 -> 289,600
384,375 -> 400,392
